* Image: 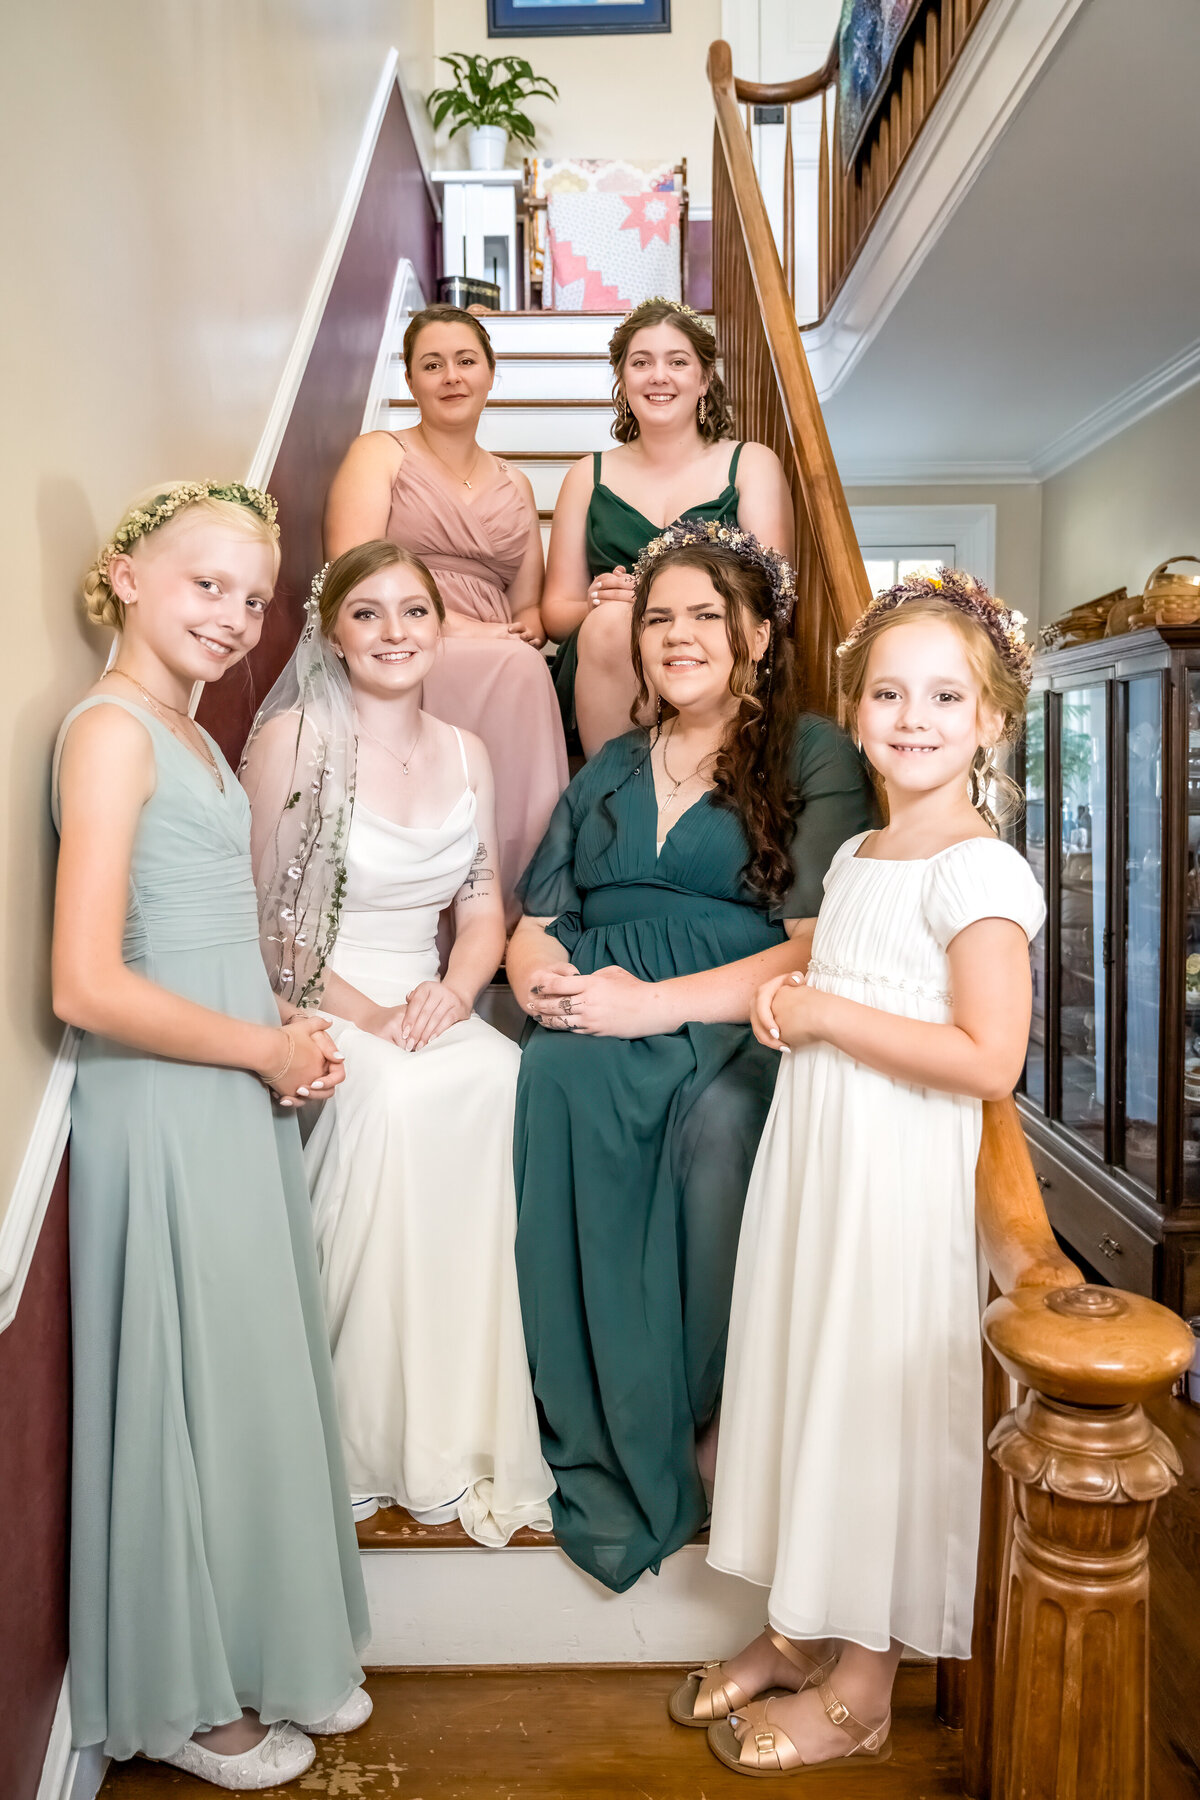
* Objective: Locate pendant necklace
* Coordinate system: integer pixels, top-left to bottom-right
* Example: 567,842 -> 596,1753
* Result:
360,719 -> 423,776
416,424 -> 482,491
102,668 -> 223,791
657,722 -> 712,812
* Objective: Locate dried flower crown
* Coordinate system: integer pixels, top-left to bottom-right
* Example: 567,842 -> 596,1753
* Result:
836,566 -> 1032,687
627,295 -> 704,324
632,517 -> 797,624
89,480 -> 280,606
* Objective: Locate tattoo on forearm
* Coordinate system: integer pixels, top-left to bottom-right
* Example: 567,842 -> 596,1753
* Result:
457,840 -> 495,902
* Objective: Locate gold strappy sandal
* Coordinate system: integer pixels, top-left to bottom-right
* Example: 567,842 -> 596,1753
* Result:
667,1633 -> 835,1729
707,1679 -> 892,1776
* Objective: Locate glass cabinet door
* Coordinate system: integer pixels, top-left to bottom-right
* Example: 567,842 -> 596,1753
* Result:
1057,685 -> 1108,1154
1186,673 -> 1200,1199
1123,678 -> 1161,1190
1023,693 -> 1047,1106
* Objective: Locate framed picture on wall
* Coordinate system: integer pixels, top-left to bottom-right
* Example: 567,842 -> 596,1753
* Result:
488,0 -> 670,36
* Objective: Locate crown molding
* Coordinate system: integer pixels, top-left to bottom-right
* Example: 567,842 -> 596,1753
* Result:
802,0 -> 1089,401
839,457 -> 1038,485
1032,335 -> 1200,479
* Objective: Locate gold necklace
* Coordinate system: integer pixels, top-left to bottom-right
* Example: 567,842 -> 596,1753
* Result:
359,719 -> 423,776
415,424 -> 483,490
102,668 -> 223,790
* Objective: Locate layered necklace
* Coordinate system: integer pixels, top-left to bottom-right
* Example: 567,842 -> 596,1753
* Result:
102,668 -> 224,791
358,719 -> 423,776
415,424 -> 482,491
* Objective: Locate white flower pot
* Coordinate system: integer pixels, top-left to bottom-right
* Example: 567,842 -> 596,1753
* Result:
468,125 -> 508,171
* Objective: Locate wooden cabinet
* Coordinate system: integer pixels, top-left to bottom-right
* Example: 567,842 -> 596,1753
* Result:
1017,626 -> 1200,1317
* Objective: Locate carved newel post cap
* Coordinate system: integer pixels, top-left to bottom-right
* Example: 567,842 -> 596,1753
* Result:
982,1283 -> 1195,1406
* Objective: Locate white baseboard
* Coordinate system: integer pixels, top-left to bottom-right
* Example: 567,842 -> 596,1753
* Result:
0,1027 -> 76,1333
35,1671 -> 108,1800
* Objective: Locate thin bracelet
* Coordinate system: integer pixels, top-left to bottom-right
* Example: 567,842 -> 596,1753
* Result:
263,1026 -> 295,1086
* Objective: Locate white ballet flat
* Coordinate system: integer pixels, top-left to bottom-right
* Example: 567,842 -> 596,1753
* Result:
158,1720 -> 315,1790
297,1685 -> 373,1735
407,1488 -> 468,1527
351,1495 -> 380,1523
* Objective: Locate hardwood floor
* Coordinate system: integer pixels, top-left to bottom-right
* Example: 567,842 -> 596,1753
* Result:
101,1664 -> 963,1798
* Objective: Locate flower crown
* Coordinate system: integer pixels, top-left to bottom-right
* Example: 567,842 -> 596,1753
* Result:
304,561 -> 331,631
89,480 -> 279,605
836,566 -> 1032,687
627,295 -> 705,325
632,517 -> 797,625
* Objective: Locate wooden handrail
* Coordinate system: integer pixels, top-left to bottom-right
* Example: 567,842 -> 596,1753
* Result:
708,35 -> 1194,1797
731,48 -> 837,107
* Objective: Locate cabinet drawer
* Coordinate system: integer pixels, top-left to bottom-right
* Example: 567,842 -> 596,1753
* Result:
1025,1138 -> 1158,1297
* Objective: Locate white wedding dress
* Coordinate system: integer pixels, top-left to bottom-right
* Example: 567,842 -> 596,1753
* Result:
708,833 -> 1045,1658
304,730 -> 554,1545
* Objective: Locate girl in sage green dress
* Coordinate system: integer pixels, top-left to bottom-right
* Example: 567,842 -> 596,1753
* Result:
53,483 -> 370,1791
507,524 -> 876,1594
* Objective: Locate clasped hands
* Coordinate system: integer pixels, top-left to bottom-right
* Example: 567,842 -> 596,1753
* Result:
368,980 -> 470,1053
264,1006 -> 346,1108
751,971 -> 824,1052
524,964 -> 665,1038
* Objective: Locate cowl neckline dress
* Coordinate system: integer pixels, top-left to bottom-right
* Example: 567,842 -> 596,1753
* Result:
514,721 -> 876,1593
551,443 -> 744,736
384,446 -> 568,923
54,695 -> 367,1761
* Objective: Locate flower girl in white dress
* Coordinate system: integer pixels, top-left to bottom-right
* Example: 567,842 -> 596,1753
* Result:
241,541 -> 553,1546
688,571 -> 1044,1776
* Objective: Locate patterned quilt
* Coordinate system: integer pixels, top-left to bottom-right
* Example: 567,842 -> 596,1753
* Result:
838,0 -> 920,161
534,158 -> 682,310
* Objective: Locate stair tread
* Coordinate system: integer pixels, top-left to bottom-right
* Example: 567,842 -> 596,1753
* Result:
357,1503 -> 710,1553
99,1666 -> 953,1797
387,397 -> 613,409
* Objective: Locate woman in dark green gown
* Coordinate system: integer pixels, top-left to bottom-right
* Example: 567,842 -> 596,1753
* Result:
508,528 -> 876,1593
542,300 -> 794,757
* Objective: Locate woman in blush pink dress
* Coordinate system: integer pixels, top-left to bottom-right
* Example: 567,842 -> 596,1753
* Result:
325,304 -> 568,924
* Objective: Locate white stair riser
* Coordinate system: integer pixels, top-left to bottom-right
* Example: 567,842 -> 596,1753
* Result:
391,357 -> 614,403
360,1544 -> 769,1666
479,315 -> 625,355
385,401 -> 613,454
503,458 -> 578,510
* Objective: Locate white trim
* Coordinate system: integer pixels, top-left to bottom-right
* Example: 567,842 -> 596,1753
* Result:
802,0 -> 1089,400
851,503 -> 997,589
840,457 -> 1038,486
248,48 -> 407,487
35,1671 -> 108,1800
0,1029 -> 76,1332
1032,335 -> 1200,479
361,258 -> 427,433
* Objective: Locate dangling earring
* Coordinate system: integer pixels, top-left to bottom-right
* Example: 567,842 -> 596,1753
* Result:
655,694 -> 664,728
698,394 -> 708,426
617,390 -> 631,427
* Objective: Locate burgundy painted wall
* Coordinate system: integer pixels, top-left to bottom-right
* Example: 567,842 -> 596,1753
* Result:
687,218 -> 713,312
200,84 -> 438,765
0,1162 -> 71,1800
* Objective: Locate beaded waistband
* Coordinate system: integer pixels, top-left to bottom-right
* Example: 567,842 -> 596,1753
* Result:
807,955 -> 952,1006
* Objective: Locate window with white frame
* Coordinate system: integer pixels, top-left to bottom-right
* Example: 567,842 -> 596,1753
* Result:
860,545 -> 956,596
851,505 -> 997,595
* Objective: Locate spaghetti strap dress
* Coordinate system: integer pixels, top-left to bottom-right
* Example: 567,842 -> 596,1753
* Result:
55,695 -> 369,1762
513,718 -> 876,1593
383,444 -> 568,924
551,442 -> 745,737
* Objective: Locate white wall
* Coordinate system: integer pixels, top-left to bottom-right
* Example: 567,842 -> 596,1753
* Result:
1040,382 -> 1200,621
847,484 -> 1044,625
0,1 -> 434,1216
432,0 -> 723,206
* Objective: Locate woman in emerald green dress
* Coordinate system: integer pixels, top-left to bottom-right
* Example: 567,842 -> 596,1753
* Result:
507,525 -> 876,1593
542,298 -> 794,757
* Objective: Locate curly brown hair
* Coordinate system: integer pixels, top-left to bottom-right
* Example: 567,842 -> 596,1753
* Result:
608,301 -> 734,445
402,304 -> 496,375
630,540 -> 801,907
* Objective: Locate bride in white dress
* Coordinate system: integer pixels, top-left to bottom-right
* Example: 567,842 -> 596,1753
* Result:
241,540 -> 553,1546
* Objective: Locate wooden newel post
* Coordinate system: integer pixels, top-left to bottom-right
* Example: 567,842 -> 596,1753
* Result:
982,1284 -> 1193,1800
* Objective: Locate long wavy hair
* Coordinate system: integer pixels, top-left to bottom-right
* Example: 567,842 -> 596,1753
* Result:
630,541 -> 801,907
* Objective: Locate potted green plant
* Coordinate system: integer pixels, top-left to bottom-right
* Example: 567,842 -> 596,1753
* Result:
428,53 -> 559,171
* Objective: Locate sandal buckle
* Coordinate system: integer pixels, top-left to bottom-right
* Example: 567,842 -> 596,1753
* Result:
828,1700 -> 850,1725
